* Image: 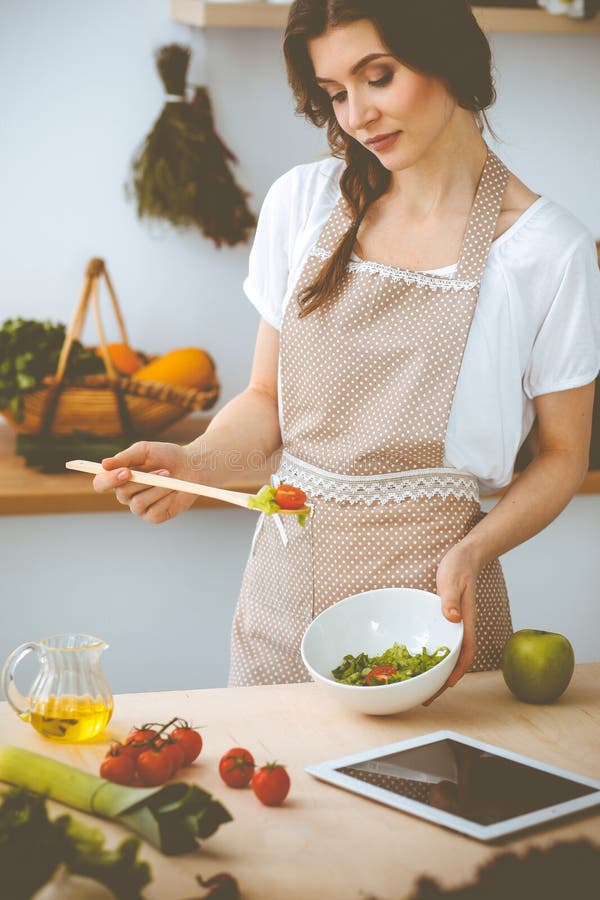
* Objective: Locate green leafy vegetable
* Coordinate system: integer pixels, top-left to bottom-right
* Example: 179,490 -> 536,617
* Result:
247,485 -> 309,527
16,432 -> 130,473
0,787 -> 151,900
0,745 -> 232,857
0,318 -> 105,421
247,485 -> 281,515
331,642 -> 450,685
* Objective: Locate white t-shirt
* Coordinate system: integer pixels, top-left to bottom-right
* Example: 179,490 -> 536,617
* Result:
243,157 -> 600,494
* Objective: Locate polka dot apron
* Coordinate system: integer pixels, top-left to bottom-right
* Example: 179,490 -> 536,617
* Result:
229,148 -> 513,687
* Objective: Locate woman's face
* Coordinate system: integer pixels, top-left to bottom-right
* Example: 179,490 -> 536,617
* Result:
308,19 -> 457,170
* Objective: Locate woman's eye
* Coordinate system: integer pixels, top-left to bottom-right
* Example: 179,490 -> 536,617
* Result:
328,71 -> 393,104
369,71 -> 393,88
330,90 -> 347,104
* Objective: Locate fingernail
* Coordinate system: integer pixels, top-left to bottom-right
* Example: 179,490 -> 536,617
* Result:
157,470 -> 170,476
450,607 -> 460,618
117,470 -> 129,481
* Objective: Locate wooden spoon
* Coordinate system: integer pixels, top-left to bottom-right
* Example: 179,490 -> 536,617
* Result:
65,459 -> 310,515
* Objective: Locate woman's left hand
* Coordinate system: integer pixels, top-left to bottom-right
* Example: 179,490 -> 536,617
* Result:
422,541 -> 481,706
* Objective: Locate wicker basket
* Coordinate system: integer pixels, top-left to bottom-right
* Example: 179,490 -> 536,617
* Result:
4,258 -> 220,438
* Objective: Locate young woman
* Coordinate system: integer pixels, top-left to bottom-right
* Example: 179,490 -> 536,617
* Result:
94,1 -> 599,699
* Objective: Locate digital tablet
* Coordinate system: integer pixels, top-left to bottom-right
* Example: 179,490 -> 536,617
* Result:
305,730 -> 600,841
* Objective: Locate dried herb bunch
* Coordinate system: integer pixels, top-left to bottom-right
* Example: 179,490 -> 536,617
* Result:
127,44 -> 256,248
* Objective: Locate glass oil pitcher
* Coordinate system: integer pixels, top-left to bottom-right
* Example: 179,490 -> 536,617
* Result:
1,633 -> 113,742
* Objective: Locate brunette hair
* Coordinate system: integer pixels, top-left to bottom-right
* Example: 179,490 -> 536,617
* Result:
283,0 -> 497,315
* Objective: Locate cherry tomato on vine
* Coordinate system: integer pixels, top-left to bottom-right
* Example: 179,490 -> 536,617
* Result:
124,728 -> 158,759
171,726 -> 203,765
252,763 -> 291,806
137,747 -> 173,786
105,740 -> 139,763
219,747 -> 255,788
100,748 -> 136,785
274,484 -> 307,510
364,664 -> 398,686
157,737 -> 186,772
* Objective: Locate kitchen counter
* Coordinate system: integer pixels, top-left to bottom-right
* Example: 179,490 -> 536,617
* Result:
1,665 -> 599,899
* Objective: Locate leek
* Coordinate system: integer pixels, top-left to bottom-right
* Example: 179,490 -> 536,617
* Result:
0,745 -> 232,856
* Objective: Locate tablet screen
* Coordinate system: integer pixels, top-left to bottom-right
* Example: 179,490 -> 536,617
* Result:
336,738 -> 595,826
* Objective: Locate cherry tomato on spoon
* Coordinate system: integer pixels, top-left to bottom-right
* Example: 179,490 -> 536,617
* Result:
274,484 -> 307,510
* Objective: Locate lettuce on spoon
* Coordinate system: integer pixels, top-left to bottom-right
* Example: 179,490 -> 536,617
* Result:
247,485 -> 309,526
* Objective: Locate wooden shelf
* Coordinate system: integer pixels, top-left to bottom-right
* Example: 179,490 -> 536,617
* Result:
0,419 -> 276,516
171,2 -> 600,33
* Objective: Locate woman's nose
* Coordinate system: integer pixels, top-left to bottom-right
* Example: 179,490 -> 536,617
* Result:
346,91 -> 378,134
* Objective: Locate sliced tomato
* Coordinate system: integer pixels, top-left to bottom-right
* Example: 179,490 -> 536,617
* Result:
274,484 -> 307,510
365,664 -> 398,686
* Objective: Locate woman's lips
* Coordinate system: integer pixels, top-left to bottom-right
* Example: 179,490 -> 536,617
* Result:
367,131 -> 401,152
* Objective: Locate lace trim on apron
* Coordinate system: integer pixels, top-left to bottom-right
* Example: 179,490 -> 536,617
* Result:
277,451 -> 480,505
308,246 -> 479,293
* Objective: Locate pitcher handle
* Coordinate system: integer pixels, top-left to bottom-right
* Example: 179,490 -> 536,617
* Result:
1,642 -> 38,718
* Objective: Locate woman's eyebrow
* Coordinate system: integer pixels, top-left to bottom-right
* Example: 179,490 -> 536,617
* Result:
315,53 -> 394,84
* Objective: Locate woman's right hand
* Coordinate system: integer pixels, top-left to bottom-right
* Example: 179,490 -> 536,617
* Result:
93,441 -> 197,524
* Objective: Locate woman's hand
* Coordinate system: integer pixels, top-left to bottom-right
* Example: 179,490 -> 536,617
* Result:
422,541 -> 481,706
93,441 -> 197,524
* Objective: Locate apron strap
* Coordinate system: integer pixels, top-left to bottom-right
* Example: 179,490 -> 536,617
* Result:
455,147 -> 509,284
314,149 -> 509,282
314,195 -> 353,256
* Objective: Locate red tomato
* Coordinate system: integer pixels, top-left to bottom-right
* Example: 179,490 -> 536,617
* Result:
365,664 -> 398,686
218,748 -> 255,788
137,747 -> 173,786
124,728 -> 158,759
156,737 -> 186,772
274,484 -> 307,510
171,726 -> 203,765
252,763 -> 290,806
100,749 -> 135,786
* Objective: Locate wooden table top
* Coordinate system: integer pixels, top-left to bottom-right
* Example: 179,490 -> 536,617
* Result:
1,665 -> 598,899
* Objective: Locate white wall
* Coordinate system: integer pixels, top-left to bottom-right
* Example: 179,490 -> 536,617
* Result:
1,2 -> 599,693
0,494 -> 598,696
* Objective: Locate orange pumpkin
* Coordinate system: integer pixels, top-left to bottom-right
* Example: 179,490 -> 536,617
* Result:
132,348 -> 216,390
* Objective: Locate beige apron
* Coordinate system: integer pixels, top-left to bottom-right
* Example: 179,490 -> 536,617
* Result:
229,148 -> 513,687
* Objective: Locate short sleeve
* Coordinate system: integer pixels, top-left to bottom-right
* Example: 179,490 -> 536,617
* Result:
523,233 -> 600,398
243,171 -> 296,331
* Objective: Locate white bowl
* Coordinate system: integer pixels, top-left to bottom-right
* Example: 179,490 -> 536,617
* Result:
301,587 -> 463,715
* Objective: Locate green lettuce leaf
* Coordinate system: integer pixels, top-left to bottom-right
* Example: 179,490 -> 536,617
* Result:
247,485 -> 310,526
331,642 -> 450,685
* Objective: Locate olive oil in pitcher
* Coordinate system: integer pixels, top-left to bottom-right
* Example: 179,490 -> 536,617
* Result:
2,634 -> 114,743
28,695 -> 113,741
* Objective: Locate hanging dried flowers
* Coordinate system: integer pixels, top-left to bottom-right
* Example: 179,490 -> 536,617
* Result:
126,44 -> 256,248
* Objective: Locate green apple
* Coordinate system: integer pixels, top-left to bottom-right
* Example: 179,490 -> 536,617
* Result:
502,629 -> 575,704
